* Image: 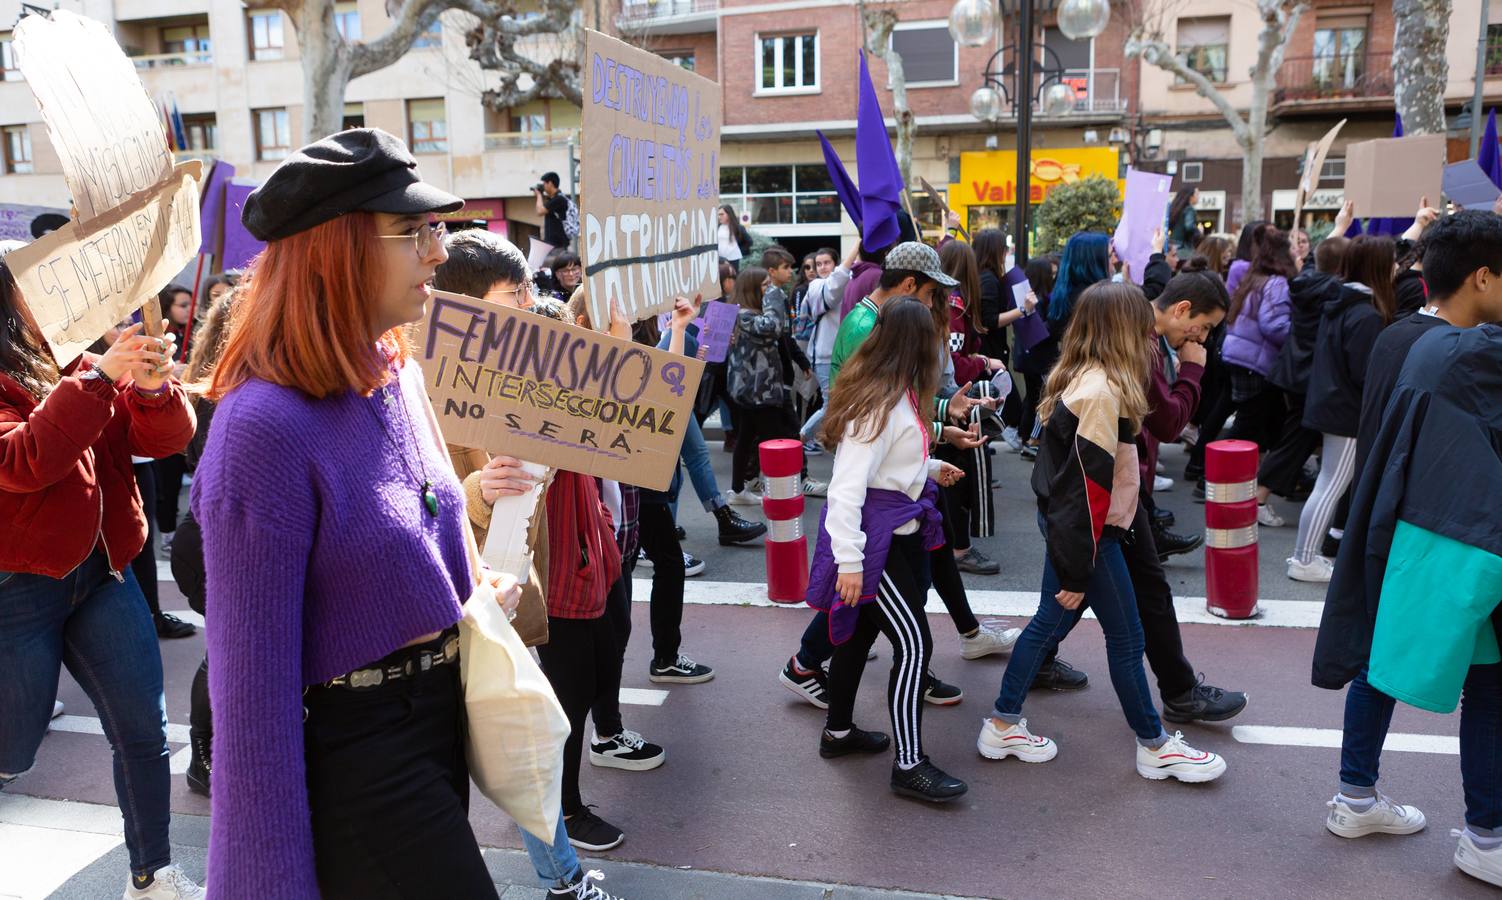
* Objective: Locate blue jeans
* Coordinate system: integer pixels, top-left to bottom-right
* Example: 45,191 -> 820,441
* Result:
520,809 -> 585,889
799,362 -> 832,443
993,521 -> 1165,744
1338,668 -> 1397,796
0,548 -> 172,879
674,415 -> 723,516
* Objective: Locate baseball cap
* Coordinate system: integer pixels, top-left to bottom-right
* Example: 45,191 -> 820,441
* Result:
882,241 -> 958,286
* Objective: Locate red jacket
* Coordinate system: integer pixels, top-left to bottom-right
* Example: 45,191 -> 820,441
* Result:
0,357 -> 195,578
544,470 -> 621,619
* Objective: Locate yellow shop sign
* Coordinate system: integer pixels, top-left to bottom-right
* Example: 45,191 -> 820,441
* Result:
948,147 -> 1122,208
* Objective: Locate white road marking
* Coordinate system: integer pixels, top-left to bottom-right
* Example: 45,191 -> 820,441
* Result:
1232,725 -> 1459,755
618,688 -> 670,706
49,715 -> 190,745
168,746 -> 194,775
0,796 -> 123,900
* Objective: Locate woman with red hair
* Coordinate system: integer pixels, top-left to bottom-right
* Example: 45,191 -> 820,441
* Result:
192,129 -> 521,898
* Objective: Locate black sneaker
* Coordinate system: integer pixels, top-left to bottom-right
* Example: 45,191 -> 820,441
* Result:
1154,528 -> 1204,562
923,671 -> 963,706
589,729 -> 666,771
675,525 -> 687,541
955,548 -> 1001,575
550,870 -> 622,899
649,655 -> 714,684
890,759 -> 968,803
154,612 -> 196,639
682,552 -> 706,577
714,505 -> 767,545
779,656 -> 830,709
820,726 -> 891,758
1019,444 -> 1039,461
564,807 -> 624,851
1162,676 -> 1249,724
1029,658 -> 1090,692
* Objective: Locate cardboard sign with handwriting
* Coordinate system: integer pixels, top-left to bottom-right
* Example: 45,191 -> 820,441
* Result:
12,11 -> 175,226
6,162 -> 203,365
580,29 -> 722,332
419,290 -> 704,490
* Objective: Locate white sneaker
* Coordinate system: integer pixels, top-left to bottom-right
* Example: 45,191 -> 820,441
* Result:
123,864 -> 205,900
960,622 -> 1021,660
1257,502 -> 1285,527
1454,828 -> 1502,887
1136,731 -> 1226,783
1153,474 -> 1174,492
52,700 -> 64,719
1156,460 -> 1166,475
1001,426 -> 1024,452
801,477 -> 828,497
1287,555 -> 1335,583
977,717 -> 1058,763
727,489 -> 760,506
746,476 -> 764,494
1325,792 -> 1426,838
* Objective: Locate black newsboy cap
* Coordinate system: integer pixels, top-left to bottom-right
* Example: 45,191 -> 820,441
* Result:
243,128 -> 463,241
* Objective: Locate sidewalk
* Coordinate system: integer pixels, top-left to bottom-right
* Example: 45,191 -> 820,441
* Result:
2,796 -> 981,900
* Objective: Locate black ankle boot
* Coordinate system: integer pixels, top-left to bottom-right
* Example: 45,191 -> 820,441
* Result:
186,733 -> 211,797
714,505 -> 767,545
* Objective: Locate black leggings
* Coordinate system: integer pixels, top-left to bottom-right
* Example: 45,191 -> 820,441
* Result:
152,454 -> 188,534
538,610 -> 624,816
825,534 -> 935,767
639,502 -> 686,666
589,577 -> 631,743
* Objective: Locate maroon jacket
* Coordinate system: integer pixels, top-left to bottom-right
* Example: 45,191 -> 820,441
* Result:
1138,341 -> 1203,488
947,293 -> 989,387
0,356 -> 195,578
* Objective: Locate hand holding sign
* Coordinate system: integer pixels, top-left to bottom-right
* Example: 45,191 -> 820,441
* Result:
96,322 -> 174,386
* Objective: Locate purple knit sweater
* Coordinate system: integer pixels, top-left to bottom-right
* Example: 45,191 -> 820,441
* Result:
190,359 -> 471,897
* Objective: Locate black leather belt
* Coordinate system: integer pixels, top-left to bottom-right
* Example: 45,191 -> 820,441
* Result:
316,629 -> 460,692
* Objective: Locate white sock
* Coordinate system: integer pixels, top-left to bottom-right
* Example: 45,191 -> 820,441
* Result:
1338,793 -> 1376,811
896,758 -> 921,771
825,728 -> 851,739
1468,828 -> 1502,850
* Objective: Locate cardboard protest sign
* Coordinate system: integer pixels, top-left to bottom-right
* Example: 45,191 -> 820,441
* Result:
1443,160 -> 1502,210
1345,135 -> 1445,218
1293,119 -> 1347,228
419,289 -> 704,490
1113,168 -> 1173,286
12,11 -> 175,226
918,177 -> 968,241
6,162 -> 203,365
580,29 -> 722,332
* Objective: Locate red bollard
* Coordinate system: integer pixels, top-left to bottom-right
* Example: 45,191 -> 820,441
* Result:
1204,439 -> 1260,619
759,439 -> 808,603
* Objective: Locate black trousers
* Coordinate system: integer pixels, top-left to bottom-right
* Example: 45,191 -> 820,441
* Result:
937,438 -> 994,546
825,534 -> 935,767
129,462 -> 161,617
152,454 -> 188,534
729,402 -> 802,491
537,610 -> 623,816
1019,371 -> 1045,441
1258,390 -> 1321,498
592,576 -> 631,739
1225,375 -> 1286,451
302,636 -> 496,899
638,502 -> 686,666
1043,503 -> 1198,699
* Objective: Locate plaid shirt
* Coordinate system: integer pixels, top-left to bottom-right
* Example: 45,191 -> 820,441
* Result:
614,482 -> 641,564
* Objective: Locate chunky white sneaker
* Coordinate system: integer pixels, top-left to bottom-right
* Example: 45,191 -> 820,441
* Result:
1454,828 -> 1502,887
977,717 -> 1058,763
1287,555 -> 1335,583
1257,502 -> 1286,527
960,622 -> 1021,660
1153,474 -> 1174,492
1325,793 -> 1426,838
801,477 -> 829,497
1136,731 -> 1226,783
52,700 -> 64,719
727,489 -> 760,506
123,865 -> 205,900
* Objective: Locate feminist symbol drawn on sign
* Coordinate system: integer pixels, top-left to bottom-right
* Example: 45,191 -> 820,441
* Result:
661,361 -> 687,397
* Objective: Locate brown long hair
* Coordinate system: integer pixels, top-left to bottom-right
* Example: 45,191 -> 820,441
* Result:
184,285 -> 241,386
1037,282 -> 1154,433
820,297 -> 939,447
1194,234 -> 1234,278
938,239 -> 985,334
0,249 -> 59,399
1340,235 -> 1398,324
1228,227 -> 1297,326
210,212 -> 404,400
733,266 -> 768,312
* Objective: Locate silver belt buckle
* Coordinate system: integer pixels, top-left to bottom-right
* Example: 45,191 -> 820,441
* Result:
443,635 -> 460,663
349,668 -> 383,689
420,653 -> 432,672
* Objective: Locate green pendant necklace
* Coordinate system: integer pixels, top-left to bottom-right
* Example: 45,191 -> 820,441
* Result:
373,377 -> 439,518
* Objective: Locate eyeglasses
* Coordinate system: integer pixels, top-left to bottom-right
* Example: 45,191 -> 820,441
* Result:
379,220 -> 447,256
484,283 -> 534,307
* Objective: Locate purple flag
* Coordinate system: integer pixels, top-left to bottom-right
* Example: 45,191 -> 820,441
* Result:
198,160 -> 235,259
855,50 -> 902,251
222,182 -> 266,271
817,130 -> 862,228
1480,109 -> 1502,191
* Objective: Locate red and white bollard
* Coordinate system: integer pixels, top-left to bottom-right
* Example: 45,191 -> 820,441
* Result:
1204,439 -> 1260,619
759,438 -> 808,603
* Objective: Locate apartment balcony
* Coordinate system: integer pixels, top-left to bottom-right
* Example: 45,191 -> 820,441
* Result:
131,56 -> 218,113
1273,53 -> 1394,114
989,68 -> 1129,123
616,0 -> 718,35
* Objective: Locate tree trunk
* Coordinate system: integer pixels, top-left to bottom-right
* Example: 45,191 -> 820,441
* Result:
1239,135 -> 1264,223
299,0 -> 355,142
886,53 -> 914,190
1392,0 -> 1451,134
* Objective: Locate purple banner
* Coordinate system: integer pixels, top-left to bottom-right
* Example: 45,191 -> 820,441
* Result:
221,181 -> 265,271
198,160 -> 235,259
1113,168 -> 1173,286
1005,267 -> 1049,352
0,203 -> 68,243
697,300 -> 737,363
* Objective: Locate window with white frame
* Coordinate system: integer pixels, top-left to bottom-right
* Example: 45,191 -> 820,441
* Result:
890,22 -> 958,87
3,125 -> 32,174
334,1 -> 361,40
720,164 -> 840,227
757,32 -> 818,94
0,32 -> 20,82
1177,17 -> 1229,83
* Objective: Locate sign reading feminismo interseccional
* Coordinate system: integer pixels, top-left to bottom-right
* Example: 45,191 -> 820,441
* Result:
579,29 -> 723,332
5,10 -> 203,365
